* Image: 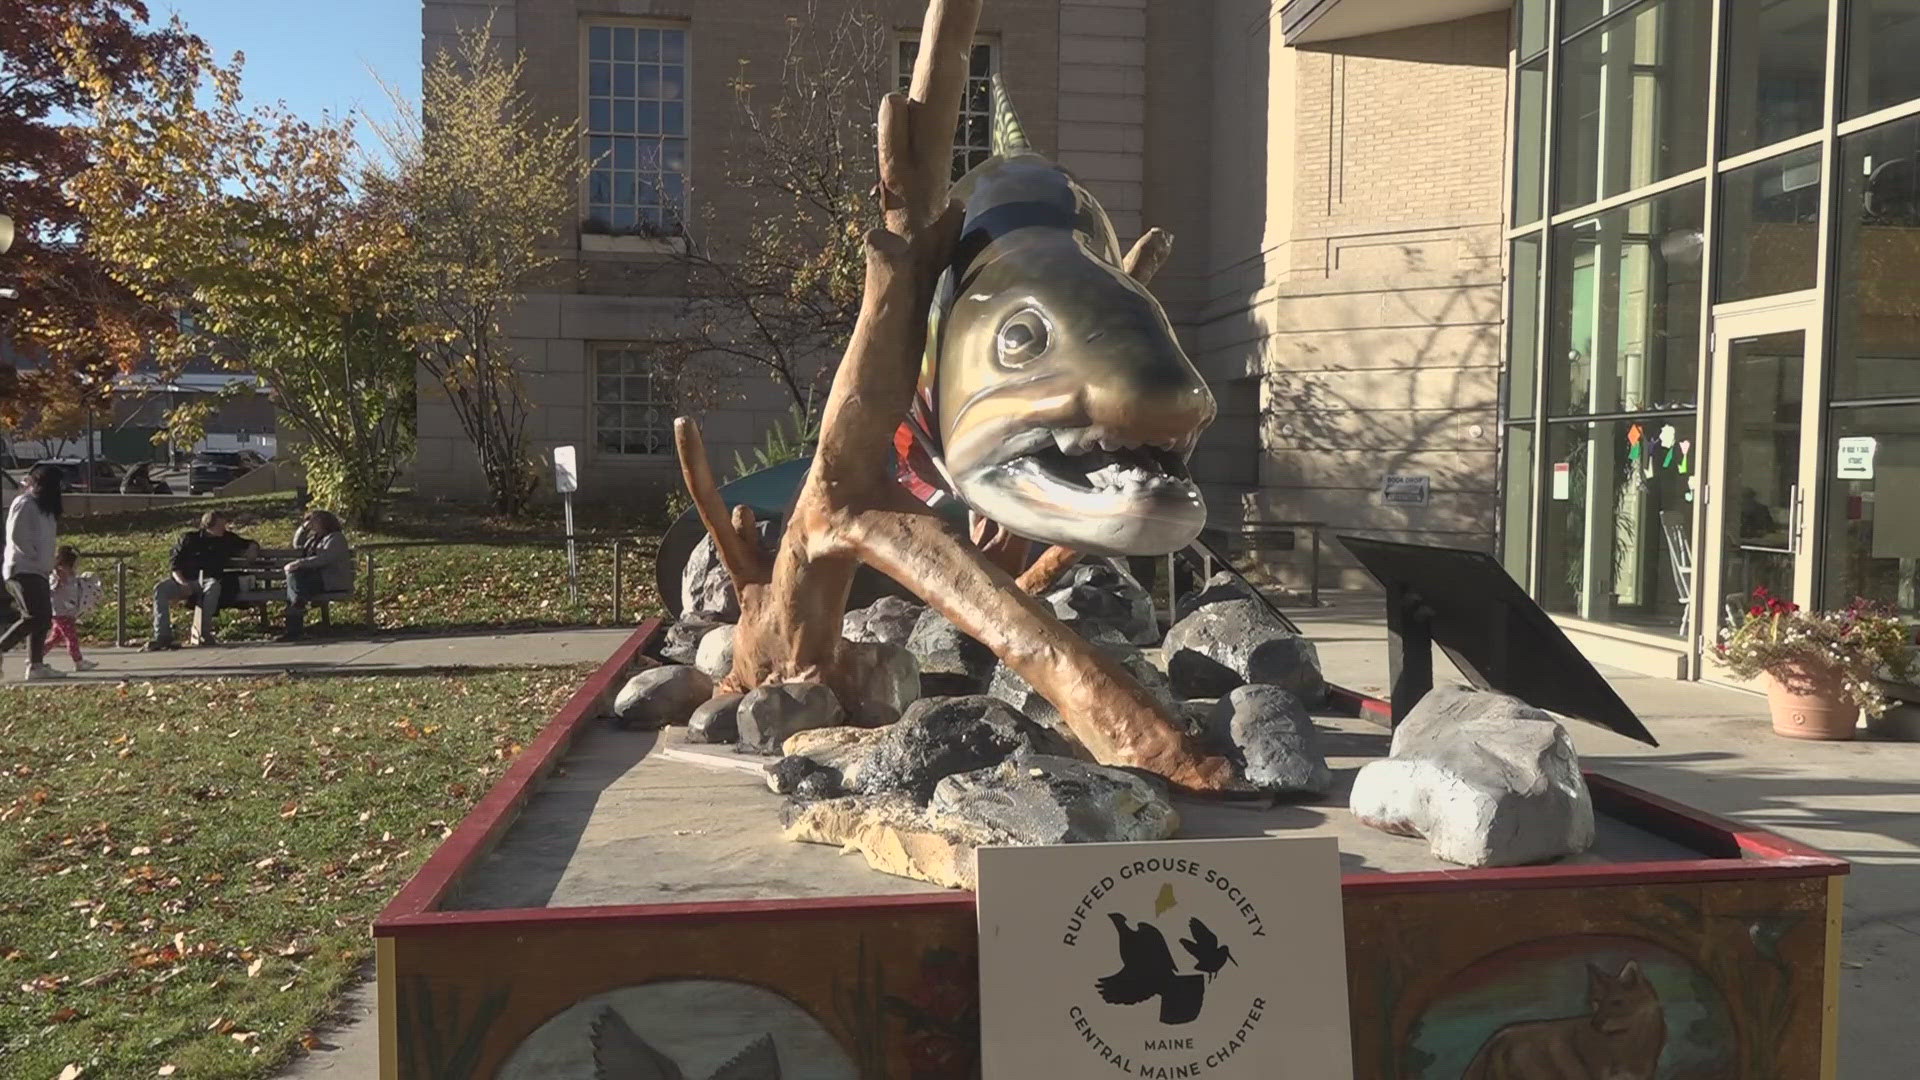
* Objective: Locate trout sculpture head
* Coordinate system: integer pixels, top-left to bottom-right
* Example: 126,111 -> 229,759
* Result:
934,232 -> 1215,557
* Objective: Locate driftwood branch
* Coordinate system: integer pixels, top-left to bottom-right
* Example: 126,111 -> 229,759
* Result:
675,0 -> 1234,790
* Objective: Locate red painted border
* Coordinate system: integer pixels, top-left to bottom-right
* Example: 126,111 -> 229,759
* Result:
375,619 -> 663,930
377,668 -> 1846,940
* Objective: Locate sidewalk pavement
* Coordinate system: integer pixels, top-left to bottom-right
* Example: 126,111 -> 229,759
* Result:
1296,593 -> 1920,1079
11,626 -> 638,684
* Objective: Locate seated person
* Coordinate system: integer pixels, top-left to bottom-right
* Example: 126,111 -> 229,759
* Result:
146,510 -> 258,649
279,510 -> 354,641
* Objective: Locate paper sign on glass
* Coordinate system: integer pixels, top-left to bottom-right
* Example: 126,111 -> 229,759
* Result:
1552,462 -> 1572,500
1837,436 -> 1877,480
554,445 -> 579,494
977,836 -> 1352,1079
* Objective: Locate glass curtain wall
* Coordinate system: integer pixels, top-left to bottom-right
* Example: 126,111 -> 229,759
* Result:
1504,0 -> 1711,635
1508,0 -> 1920,639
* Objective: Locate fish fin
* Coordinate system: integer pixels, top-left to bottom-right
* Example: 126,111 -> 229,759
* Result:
990,73 -> 1032,157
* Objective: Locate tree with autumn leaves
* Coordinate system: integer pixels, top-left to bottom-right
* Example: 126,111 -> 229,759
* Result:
0,0 -> 197,450
64,30 -> 416,524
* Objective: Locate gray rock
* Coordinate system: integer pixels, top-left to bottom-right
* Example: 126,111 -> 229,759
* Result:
682,521 -> 778,620
1348,686 -> 1595,868
736,682 -> 845,754
659,617 -> 724,665
694,623 -> 738,682
840,640 -> 922,727
1043,561 -> 1158,645
612,665 -> 714,730
1175,571 -> 1259,621
929,754 -> 1180,845
1204,686 -> 1330,796
842,596 -> 927,647
906,608 -> 997,696
854,696 -> 1069,802
988,639 -> 1175,746
686,693 -> 744,744
1163,598 -> 1325,704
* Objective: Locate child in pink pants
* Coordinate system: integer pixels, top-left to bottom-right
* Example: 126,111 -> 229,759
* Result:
48,546 -> 99,672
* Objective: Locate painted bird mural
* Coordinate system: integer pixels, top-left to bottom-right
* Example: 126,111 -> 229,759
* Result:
1178,917 -> 1237,981
590,1007 -> 782,1080
1095,912 -> 1208,1025
896,75 -> 1216,558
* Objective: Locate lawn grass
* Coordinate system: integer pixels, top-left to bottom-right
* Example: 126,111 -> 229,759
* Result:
0,667 -> 589,1079
57,492 -> 667,646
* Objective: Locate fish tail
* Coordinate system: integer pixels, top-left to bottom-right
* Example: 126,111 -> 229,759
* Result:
990,73 -> 1032,157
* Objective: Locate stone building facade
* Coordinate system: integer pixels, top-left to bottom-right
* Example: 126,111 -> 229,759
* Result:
414,0 -> 1514,590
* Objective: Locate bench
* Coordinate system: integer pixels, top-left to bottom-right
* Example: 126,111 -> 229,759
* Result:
227,586 -> 356,632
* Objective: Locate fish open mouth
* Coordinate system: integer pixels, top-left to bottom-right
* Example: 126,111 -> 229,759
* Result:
1012,441 -> 1195,497
958,425 -> 1207,555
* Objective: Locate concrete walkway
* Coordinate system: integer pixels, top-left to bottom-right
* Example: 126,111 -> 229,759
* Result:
11,626 -> 637,684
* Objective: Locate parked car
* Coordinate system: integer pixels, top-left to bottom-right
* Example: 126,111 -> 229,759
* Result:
42,459 -> 124,493
188,450 -> 261,494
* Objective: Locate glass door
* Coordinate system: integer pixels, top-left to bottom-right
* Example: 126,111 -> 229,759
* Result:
1700,301 -> 1823,683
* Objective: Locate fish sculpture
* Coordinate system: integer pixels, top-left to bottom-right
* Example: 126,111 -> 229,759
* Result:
896,76 -> 1215,557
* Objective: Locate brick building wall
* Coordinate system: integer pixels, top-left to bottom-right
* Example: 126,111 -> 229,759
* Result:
1189,7 -> 1510,588
412,0 -> 1061,506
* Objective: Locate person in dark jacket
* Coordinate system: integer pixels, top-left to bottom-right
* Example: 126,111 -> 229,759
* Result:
277,510 -> 353,641
145,510 -> 258,649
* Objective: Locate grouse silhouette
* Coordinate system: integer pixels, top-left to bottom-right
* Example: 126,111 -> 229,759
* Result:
1179,917 -> 1237,981
1095,912 -> 1208,1025
590,1007 -> 783,1080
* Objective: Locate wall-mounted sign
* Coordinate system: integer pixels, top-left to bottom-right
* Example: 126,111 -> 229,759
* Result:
554,445 -> 579,494
1837,436 -> 1877,480
977,837 -> 1352,1079
1382,474 -> 1430,506
1552,461 -> 1572,500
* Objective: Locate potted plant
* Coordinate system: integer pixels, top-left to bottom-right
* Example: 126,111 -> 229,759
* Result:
1714,588 -> 1917,741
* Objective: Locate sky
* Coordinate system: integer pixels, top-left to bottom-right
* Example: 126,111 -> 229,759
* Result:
154,0 -> 421,143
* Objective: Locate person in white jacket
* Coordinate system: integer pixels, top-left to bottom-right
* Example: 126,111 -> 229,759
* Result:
1,464 -> 67,681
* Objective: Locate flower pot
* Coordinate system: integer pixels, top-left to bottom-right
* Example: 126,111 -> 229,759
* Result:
1763,662 -> 1860,741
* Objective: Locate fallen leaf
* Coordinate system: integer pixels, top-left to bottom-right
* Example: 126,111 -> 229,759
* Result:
49,1006 -> 79,1023
247,958 -> 264,978
157,1067 -> 178,1077
58,1066 -> 84,1080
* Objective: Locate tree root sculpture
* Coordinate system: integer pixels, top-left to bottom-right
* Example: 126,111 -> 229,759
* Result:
674,0 -> 1236,792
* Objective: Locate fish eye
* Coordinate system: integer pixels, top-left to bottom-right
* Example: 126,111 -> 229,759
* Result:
997,308 -> 1052,368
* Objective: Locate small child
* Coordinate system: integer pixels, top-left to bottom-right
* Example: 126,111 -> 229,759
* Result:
48,546 -> 103,673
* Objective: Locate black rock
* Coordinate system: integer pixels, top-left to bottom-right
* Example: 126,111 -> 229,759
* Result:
659,617 -> 724,665
842,595 -> 927,647
1163,598 -> 1325,704
766,754 -> 841,799
686,693 -> 744,744
853,696 -> 1068,803
840,640 -> 921,727
736,682 -> 845,754
929,754 -> 1179,845
1175,570 -> 1259,621
612,665 -> 714,730
906,608 -> 997,697
1042,561 -> 1158,645
1204,685 -> 1331,796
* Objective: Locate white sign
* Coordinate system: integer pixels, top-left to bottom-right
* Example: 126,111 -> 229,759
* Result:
553,445 -> 579,494
1837,436 -> 1877,480
1552,461 -> 1572,500
1381,474 -> 1430,506
978,837 -> 1352,1080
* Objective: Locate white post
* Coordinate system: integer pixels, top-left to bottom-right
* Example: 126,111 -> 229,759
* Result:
555,445 -> 580,607
564,491 -> 578,607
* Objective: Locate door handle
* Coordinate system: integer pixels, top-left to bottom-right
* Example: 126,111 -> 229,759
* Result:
1788,484 -> 1805,556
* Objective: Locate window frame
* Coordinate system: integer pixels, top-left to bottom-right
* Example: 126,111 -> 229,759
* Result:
580,19 -> 692,245
894,35 -> 999,182
590,343 -> 677,460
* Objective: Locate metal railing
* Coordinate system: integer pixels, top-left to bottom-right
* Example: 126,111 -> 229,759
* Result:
80,534 -> 660,644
